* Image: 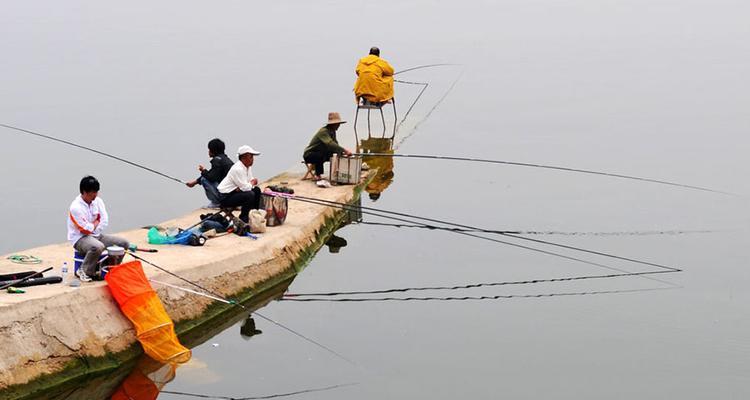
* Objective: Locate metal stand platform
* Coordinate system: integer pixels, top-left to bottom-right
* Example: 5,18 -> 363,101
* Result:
353,97 -> 397,143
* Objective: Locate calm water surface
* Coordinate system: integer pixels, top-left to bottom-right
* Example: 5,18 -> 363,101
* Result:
2,1 -> 749,399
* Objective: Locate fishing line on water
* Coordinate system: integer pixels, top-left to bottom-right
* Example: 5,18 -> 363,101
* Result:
276,193 -> 682,273
271,193 -> 681,286
161,382 -> 359,400
351,221 -> 719,237
281,287 -> 675,303
284,270 -> 678,298
128,253 -> 356,365
0,123 -> 187,184
353,153 -> 730,195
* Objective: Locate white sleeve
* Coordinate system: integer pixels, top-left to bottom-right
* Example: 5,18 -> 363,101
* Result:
97,198 -> 109,232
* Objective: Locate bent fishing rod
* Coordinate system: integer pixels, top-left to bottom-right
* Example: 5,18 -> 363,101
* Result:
127,252 -> 355,365
352,152 -> 731,195
0,123 -> 187,185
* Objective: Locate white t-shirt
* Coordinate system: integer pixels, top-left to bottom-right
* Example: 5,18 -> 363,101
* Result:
217,161 -> 255,194
67,195 -> 109,244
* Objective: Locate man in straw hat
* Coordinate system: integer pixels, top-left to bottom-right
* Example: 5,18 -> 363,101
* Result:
303,112 -> 353,182
217,145 -> 262,223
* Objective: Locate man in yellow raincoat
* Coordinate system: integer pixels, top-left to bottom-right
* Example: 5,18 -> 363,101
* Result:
354,47 -> 394,105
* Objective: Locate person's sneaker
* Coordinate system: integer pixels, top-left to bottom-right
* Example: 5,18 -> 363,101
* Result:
202,203 -> 221,209
316,180 -> 332,188
76,269 -> 92,283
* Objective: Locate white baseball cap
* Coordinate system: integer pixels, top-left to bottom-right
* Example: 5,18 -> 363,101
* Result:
237,145 -> 261,156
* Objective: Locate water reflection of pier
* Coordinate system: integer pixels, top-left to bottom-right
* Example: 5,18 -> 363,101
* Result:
358,137 -> 396,201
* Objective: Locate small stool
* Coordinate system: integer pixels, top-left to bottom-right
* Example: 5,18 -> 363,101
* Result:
302,161 -> 315,180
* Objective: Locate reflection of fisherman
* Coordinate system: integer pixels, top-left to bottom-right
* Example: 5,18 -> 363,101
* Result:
325,234 -> 348,254
303,112 -> 353,181
354,47 -> 394,105
240,316 -> 263,340
360,137 -> 395,201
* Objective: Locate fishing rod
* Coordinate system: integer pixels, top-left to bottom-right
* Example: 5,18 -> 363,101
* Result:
267,193 -> 680,287
161,382 -> 359,400
352,152 -> 730,195
352,221 -> 718,236
271,192 -> 682,273
0,123 -> 187,185
281,287 -> 674,303
0,266 -> 54,291
128,252 -> 355,365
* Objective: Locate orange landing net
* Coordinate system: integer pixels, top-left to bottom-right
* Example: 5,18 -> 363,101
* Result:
105,260 -> 191,364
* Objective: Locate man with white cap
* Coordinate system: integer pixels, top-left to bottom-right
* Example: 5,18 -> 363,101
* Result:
303,112 -> 353,181
217,145 -> 262,223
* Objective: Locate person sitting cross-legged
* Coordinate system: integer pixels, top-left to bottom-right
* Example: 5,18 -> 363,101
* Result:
217,145 -> 262,223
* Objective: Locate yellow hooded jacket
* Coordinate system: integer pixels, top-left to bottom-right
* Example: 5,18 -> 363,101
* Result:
354,55 -> 395,103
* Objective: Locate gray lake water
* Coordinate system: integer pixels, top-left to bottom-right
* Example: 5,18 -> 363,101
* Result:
2,1 -> 749,399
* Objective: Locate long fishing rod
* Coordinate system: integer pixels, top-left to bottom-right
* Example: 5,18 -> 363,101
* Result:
128,252 -> 356,365
273,193 -> 682,273
353,152 -> 730,195
281,287 -> 673,303
0,123 -> 187,184
268,193 -> 681,286
352,221 -> 717,236
161,383 -> 359,400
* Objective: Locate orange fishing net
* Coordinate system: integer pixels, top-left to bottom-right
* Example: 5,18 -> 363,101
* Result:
106,260 -> 191,364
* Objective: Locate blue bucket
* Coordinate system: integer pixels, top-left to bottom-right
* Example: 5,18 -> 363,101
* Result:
73,250 -> 108,274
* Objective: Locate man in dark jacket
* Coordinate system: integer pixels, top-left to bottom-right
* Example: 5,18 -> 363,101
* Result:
303,112 -> 352,181
186,138 -> 234,208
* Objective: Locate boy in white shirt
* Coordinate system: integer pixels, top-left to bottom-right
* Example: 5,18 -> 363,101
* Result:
67,176 -> 129,282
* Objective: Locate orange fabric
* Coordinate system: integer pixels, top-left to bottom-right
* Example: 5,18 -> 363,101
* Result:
110,368 -> 159,400
354,55 -> 395,103
106,261 -> 191,364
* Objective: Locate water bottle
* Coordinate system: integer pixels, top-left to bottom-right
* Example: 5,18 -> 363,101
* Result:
61,262 -> 69,284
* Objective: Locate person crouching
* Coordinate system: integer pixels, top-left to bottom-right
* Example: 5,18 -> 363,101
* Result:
217,145 -> 262,223
68,176 -> 130,282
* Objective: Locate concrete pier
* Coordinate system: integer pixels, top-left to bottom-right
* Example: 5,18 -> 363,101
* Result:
0,171 -> 364,397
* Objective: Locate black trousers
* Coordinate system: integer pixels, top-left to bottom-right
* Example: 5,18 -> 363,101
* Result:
303,150 -> 332,176
220,187 -> 261,222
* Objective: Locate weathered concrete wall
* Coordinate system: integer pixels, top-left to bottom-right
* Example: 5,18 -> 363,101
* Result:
0,171 -> 363,396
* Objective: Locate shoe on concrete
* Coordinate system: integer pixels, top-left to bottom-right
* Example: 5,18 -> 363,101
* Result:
76,269 -> 92,283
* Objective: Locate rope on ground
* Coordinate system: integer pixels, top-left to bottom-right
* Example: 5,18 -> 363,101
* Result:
6,255 -> 42,264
